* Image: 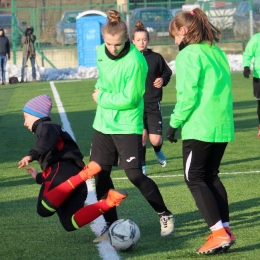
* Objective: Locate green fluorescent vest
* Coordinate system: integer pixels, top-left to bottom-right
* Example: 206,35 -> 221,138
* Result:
243,32 -> 260,78
170,42 -> 234,142
93,43 -> 148,134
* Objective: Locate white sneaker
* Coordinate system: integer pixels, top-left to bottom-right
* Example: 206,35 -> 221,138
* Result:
154,150 -> 167,167
93,225 -> 109,243
159,212 -> 175,237
142,165 -> 147,175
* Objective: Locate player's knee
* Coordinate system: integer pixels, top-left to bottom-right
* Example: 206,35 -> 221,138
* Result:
37,205 -> 54,217
60,218 -> 77,232
62,224 -> 76,232
125,168 -> 145,186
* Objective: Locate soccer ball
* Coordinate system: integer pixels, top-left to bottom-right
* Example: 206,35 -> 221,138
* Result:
108,219 -> 140,251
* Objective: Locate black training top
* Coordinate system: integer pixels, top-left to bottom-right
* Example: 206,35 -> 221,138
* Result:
28,117 -> 85,171
142,49 -> 172,102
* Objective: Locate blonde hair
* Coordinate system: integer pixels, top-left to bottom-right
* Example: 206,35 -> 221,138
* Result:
132,21 -> 149,40
102,10 -> 128,38
169,8 -> 220,45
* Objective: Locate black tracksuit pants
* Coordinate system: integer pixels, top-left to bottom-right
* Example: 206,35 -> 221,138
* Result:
183,139 -> 229,228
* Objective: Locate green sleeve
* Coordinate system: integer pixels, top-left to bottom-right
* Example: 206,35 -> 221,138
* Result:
170,51 -> 200,128
243,35 -> 258,67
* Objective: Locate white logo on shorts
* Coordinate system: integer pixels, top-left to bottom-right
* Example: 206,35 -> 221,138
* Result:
126,157 -> 136,162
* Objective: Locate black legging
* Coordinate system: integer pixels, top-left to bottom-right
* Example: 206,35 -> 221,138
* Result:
183,140 -> 229,228
257,100 -> 260,124
37,161 -> 87,231
94,165 -> 168,225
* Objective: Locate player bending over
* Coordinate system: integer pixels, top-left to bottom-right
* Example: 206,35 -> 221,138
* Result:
18,94 -> 128,232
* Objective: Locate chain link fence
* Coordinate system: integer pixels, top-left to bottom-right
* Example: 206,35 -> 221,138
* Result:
0,0 -> 259,68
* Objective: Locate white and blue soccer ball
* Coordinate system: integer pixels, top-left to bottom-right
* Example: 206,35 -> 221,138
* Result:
108,219 -> 140,251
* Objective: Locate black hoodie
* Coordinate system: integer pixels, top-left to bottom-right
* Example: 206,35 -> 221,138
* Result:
142,48 -> 172,102
29,118 -> 85,171
0,29 -> 10,56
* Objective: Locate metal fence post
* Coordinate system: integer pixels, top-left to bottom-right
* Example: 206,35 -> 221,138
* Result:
249,0 -> 254,37
11,0 -> 16,64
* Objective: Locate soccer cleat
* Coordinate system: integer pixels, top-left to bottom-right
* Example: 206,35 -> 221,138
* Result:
159,211 -> 175,236
93,225 -> 109,243
224,227 -> 236,244
105,189 -> 128,207
79,161 -> 101,181
154,150 -> 167,167
221,227 -> 236,253
258,125 -> 260,138
196,232 -> 232,254
142,165 -> 147,175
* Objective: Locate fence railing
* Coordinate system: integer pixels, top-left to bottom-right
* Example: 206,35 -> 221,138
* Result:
0,0 -> 258,67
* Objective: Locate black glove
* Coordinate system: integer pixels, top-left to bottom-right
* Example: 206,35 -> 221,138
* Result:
166,126 -> 178,143
243,67 -> 250,78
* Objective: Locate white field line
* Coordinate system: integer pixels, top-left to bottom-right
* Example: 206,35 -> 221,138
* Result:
112,170 -> 260,180
50,81 -> 120,260
54,80 -> 83,83
49,81 -> 259,258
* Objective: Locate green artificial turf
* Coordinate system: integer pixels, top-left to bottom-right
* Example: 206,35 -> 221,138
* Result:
0,74 -> 259,260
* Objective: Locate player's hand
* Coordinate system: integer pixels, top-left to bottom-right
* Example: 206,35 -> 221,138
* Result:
92,89 -> 100,103
166,126 -> 178,143
26,167 -> 38,180
243,67 -> 250,78
18,156 -> 32,169
153,78 -> 163,88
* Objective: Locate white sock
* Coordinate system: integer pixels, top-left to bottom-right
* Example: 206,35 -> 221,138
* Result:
222,222 -> 230,228
210,220 -> 224,231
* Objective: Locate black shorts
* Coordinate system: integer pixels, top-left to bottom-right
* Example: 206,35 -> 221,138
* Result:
183,139 -> 227,182
253,77 -> 260,99
90,130 -> 142,169
143,102 -> 163,135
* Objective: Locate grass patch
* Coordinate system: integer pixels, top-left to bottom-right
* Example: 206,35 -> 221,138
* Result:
0,74 -> 260,259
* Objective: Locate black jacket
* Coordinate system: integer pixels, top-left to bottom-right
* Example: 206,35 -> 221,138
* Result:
29,118 -> 85,171
0,35 -> 10,56
142,49 -> 172,102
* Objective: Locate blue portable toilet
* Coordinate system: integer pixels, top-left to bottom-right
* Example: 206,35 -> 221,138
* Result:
76,10 -> 107,68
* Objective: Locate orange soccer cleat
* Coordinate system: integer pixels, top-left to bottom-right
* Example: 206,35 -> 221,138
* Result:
196,228 -> 232,254
105,189 -> 128,207
79,161 -> 101,181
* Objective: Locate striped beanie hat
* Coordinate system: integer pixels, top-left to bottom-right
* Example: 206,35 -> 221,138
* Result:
23,94 -> 52,118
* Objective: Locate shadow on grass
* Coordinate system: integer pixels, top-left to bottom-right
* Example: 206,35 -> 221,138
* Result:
221,156 -> 260,166
1,177 -> 259,259
119,188 -> 260,259
1,174 -> 35,188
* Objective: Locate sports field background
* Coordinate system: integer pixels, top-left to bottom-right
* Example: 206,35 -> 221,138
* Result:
1,73 -> 260,260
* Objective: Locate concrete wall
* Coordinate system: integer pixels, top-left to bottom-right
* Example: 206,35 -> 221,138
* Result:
10,42 -> 245,69
151,42 -> 245,62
